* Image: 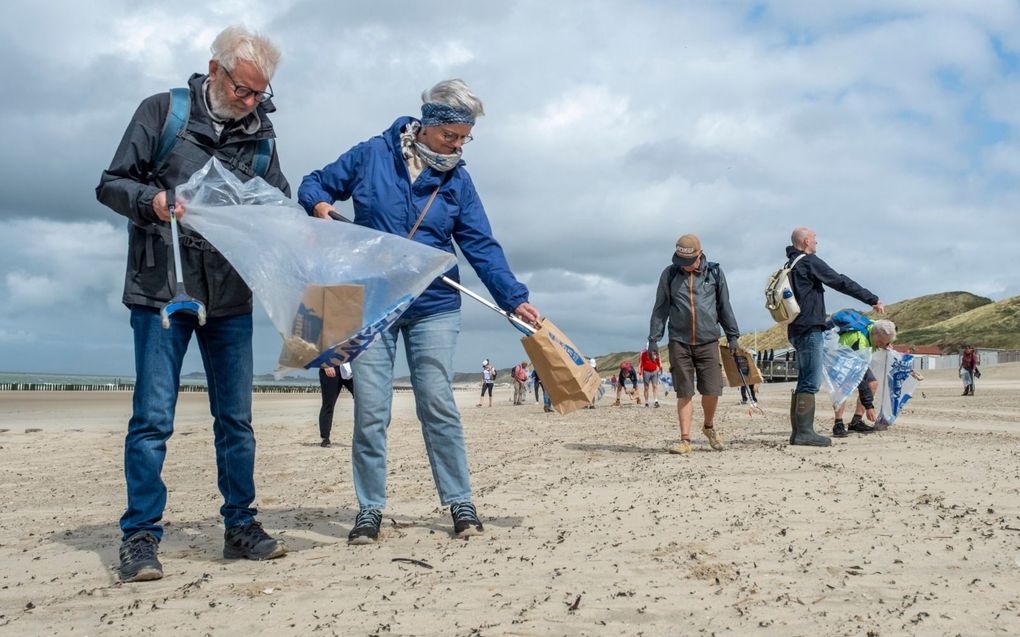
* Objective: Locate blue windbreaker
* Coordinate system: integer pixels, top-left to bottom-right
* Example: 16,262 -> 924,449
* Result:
298,117 -> 529,319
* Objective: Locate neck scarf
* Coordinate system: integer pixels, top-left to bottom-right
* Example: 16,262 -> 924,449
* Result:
400,120 -> 462,175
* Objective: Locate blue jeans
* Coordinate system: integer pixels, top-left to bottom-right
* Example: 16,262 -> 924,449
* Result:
790,329 -> 824,394
351,310 -> 471,510
121,306 -> 257,541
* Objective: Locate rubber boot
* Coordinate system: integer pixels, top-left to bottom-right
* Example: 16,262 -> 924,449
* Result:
790,393 -> 831,447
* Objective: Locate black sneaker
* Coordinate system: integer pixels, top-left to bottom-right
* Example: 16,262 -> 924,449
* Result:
848,417 -> 875,434
320,438 -> 331,448
119,531 -> 163,582
223,521 -> 286,560
451,502 -> 484,538
832,420 -> 848,438
348,508 -> 382,545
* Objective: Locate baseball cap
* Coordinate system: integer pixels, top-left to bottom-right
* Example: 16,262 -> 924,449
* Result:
675,234 -> 703,266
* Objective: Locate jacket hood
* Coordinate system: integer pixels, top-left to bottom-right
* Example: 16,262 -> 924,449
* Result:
785,245 -> 802,259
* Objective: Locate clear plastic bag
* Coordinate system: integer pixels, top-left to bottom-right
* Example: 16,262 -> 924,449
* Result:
821,329 -> 871,408
176,158 -> 457,372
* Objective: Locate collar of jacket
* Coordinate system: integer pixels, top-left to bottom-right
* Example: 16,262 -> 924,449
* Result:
384,116 -> 466,180
185,73 -> 277,143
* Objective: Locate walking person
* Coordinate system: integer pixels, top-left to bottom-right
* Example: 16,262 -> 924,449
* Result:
960,345 -> 980,396
531,368 -> 543,403
511,362 -> 529,405
735,354 -> 757,404
299,79 -> 539,544
639,347 -> 663,408
96,26 -> 289,582
318,363 -> 354,447
648,234 -> 741,454
783,227 -> 884,447
476,359 -> 495,407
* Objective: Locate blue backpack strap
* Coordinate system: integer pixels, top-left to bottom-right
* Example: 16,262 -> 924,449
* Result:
154,87 -> 190,172
252,138 -> 274,178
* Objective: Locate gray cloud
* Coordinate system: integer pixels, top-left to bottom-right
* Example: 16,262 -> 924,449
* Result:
2,1 -> 1019,375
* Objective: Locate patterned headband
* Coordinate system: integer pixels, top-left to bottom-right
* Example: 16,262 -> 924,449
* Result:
421,102 -> 475,127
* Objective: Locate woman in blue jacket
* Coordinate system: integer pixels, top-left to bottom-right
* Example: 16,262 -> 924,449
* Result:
299,79 -> 540,545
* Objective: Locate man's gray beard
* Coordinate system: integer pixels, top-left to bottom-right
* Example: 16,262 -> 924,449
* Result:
208,79 -> 251,121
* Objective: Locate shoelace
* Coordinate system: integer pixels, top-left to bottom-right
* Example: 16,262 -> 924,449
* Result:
124,533 -> 158,560
353,508 -> 382,529
450,502 -> 479,523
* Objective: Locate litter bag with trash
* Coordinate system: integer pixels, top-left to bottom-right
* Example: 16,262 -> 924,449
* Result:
870,348 -> 919,427
821,328 -> 871,408
175,158 -> 457,372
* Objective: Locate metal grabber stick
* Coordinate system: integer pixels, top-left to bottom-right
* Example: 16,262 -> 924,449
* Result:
159,190 -> 207,329
732,349 -> 766,417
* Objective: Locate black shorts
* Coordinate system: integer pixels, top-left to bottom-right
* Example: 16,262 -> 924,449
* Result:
480,382 -> 494,397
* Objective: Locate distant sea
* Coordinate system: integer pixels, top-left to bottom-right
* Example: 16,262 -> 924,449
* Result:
0,371 -> 318,388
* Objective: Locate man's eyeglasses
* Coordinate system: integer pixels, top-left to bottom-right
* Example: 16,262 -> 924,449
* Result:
222,67 -> 274,103
439,129 -> 473,145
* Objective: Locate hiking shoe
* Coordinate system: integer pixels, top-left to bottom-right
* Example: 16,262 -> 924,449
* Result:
668,440 -> 692,455
223,521 -> 286,560
703,426 -> 724,451
848,417 -> 875,434
320,438 -> 331,448
348,508 -> 382,545
451,502 -> 484,538
119,531 -> 163,582
832,420 -> 848,438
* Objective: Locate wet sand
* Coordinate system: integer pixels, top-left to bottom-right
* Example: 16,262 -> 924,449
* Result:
1,364 -> 1018,635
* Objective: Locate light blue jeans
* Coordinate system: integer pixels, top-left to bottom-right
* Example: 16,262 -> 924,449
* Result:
351,310 -> 472,511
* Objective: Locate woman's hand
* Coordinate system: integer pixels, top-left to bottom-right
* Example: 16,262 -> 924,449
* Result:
514,302 -> 540,326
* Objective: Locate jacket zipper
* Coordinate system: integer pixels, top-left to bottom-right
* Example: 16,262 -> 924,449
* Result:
689,271 -> 696,343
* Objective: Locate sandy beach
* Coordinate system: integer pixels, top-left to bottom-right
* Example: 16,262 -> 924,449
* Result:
1,364 -> 1019,636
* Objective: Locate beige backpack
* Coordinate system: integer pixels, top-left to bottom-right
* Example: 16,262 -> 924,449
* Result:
764,254 -> 807,323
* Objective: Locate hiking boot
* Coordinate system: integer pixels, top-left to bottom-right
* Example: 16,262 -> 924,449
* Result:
668,440 -> 692,455
223,521 -> 286,560
789,393 -> 831,447
348,508 -> 382,545
119,531 -> 163,582
703,426 -> 724,451
832,420 -> 848,438
848,416 -> 875,434
451,502 -> 484,538
320,438 -> 331,448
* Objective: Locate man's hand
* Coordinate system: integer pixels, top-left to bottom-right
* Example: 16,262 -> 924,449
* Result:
323,366 -> 337,378
872,301 -> 885,314
313,201 -> 338,220
647,339 -> 658,354
727,338 -> 740,352
152,190 -> 187,222
514,302 -> 540,326
865,407 -> 877,421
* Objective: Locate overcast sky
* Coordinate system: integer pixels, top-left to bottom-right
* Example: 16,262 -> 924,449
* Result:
2,0 -> 1019,377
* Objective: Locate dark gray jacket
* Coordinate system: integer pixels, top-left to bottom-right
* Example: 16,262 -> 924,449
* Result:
96,73 -> 290,317
648,254 -> 740,347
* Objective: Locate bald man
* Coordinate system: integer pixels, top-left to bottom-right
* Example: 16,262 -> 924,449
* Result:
784,227 -> 884,447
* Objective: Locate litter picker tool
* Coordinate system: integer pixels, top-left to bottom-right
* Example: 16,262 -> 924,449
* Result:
327,210 -> 536,335
160,191 -> 207,329
732,350 -> 766,417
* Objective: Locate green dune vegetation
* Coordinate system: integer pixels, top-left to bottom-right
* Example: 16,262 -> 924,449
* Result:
587,291 -> 1018,376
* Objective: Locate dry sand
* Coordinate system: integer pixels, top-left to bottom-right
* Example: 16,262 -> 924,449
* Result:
1,364 -> 1019,636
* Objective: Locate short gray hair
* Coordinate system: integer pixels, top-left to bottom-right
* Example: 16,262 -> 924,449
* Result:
421,79 -> 485,119
791,227 -> 812,249
871,319 -> 897,342
211,25 -> 281,82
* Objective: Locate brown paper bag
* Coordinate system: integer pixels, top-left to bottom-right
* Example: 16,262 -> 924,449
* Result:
278,284 -> 365,369
521,318 -> 600,415
720,343 -> 763,387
